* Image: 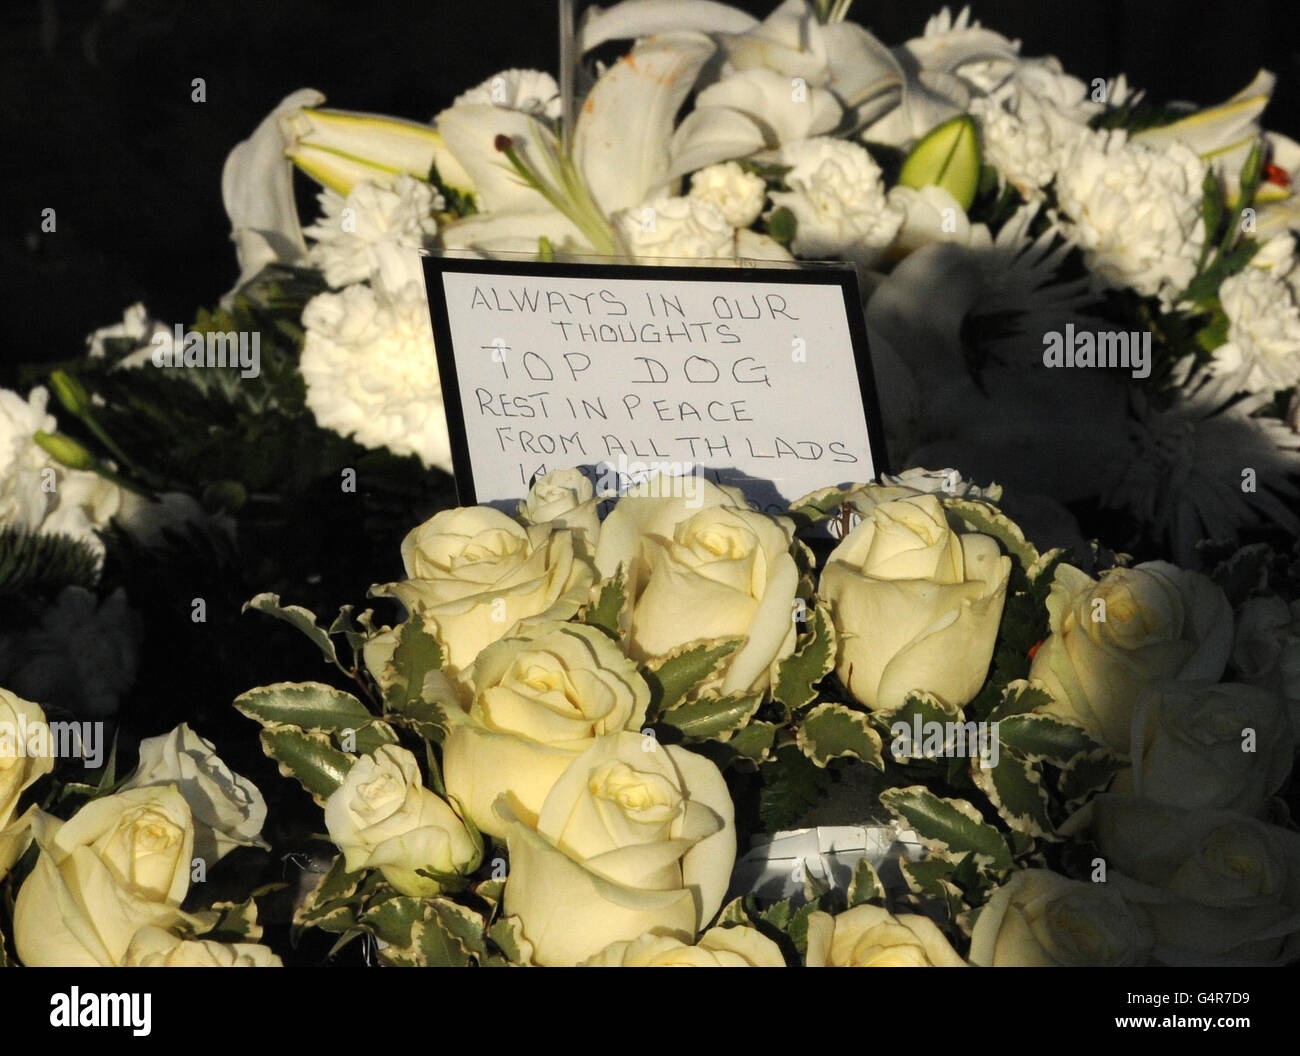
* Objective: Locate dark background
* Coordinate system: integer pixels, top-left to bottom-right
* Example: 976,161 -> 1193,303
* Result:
2,0 -> 1299,375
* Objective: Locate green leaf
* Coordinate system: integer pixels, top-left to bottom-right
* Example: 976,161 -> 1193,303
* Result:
1060,749 -> 1129,804
192,892 -> 273,943
877,688 -> 963,732
785,485 -> 853,530
716,897 -> 751,927
295,856 -> 372,932
363,897 -> 487,967
797,702 -> 884,769
898,115 -> 981,209
582,567 -> 626,641
773,600 -> 836,711
235,682 -> 396,755
258,726 -> 353,804
724,720 -> 780,764
660,691 -> 762,740
996,712 -> 1104,766
970,749 -> 1054,838
759,745 -> 834,831
486,916 -> 534,965
879,786 -> 1012,871
942,498 -> 1039,570
988,679 -> 1056,722
642,637 -> 744,717
847,858 -> 885,907
765,206 -> 797,245
243,593 -> 346,674
381,618 -> 445,714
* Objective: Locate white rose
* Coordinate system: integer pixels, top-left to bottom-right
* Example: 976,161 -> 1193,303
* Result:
324,744 -> 476,897
769,138 -> 903,261
1030,561 -> 1233,752
0,688 -> 54,879
1112,680 -> 1292,813
819,493 -> 1011,713
969,868 -> 1153,966
375,506 -> 597,674
504,732 -> 735,966
689,162 -> 767,229
121,723 -> 268,865
615,196 -> 736,260
581,925 -> 785,966
594,479 -> 799,696
1091,796 -> 1300,965
443,621 -> 649,838
14,786 -> 196,966
805,905 -> 967,966
1233,595 -> 1300,736
123,926 -> 283,967
518,467 -> 600,543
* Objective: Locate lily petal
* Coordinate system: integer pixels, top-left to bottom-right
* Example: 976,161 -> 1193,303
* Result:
579,0 -> 757,51
573,31 -> 717,214
668,107 -> 767,179
436,105 -> 562,213
220,87 -> 323,295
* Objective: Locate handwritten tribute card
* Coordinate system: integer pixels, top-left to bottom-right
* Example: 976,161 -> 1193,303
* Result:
423,257 -> 888,512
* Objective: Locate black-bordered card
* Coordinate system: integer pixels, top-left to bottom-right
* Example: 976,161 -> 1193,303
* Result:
422,253 -> 889,514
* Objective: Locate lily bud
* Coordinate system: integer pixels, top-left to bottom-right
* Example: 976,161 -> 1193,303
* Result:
33,431 -> 98,471
281,108 -> 473,197
49,370 -> 91,418
899,115 -> 981,211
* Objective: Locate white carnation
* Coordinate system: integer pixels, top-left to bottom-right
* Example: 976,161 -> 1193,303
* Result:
689,162 -> 767,229
452,69 -> 561,120
1214,263 -> 1300,391
304,175 -> 442,289
300,282 -> 452,469
1053,130 -> 1206,305
769,138 -> 902,261
614,196 -> 736,260
970,91 -> 1090,199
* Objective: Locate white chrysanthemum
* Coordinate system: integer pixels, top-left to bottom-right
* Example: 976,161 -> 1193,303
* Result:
1214,262 -> 1300,391
1107,368 -> 1300,561
300,282 -> 452,470
614,196 -> 736,259
452,69 -> 561,120
303,175 -> 442,289
769,138 -> 903,260
0,586 -> 140,718
688,162 -> 766,229
86,303 -> 172,369
1053,130 -> 1206,305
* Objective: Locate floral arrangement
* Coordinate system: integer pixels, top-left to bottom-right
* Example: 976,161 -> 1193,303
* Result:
2,0 -> 1300,967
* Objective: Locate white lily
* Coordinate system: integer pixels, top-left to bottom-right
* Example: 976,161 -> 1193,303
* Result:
1133,69 -> 1275,181
220,88 -> 323,297
221,90 -> 471,296
437,31 -> 720,255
